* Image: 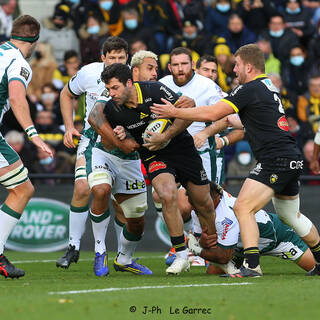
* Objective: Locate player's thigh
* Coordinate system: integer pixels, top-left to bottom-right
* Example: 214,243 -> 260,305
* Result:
185,181 -> 211,207
296,249 -> 316,272
234,178 -> 274,215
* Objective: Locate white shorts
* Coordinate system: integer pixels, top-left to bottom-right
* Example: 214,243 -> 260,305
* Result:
263,241 -> 306,261
76,135 -> 90,160
200,151 -> 215,182
87,147 -> 146,195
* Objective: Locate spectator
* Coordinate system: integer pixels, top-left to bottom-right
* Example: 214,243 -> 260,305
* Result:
205,0 -> 235,37
227,140 -> 256,185
283,0 -> 315,46
256,38 -> 281,74
78,14 -> 109,65
129,38 -> 147,56
281,45 -> 311,95
260,14 -> 299,63
28,43 -> 58,102
213,38 -> 235,92
4,130 -> 36,172
308,23 -> 320,75
118,6 -> 157,53
237,0 -> 277,36
39,83 -> 63,126
34,110 -> 65,152
297,74 -> 320,133
172,18 -> 211,56
0,0 -> 16,42
52,50 -> 80,90
39,3 -> 80,64
219,13 -> 257,54
302,0 -> 320,26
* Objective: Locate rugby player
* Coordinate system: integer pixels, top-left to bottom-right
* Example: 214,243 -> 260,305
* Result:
0,15 -> 52,278
56,37 -> 134,276
88,63 -> 217,275
187,182 -> 316,276
151,44 -> 320,277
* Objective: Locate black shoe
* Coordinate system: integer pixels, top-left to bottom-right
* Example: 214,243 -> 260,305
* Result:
56,245 -> 79,269
220,265 -> 262,278
306,264 -> 320,276
0,255 -> 25,279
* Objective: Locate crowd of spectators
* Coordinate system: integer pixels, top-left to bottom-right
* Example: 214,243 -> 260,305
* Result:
1,0 -> 320,184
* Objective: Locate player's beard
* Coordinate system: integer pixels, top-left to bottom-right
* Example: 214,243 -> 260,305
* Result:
173,69 -> 193,86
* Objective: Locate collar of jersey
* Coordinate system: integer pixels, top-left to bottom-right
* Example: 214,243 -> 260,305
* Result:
7,41 -> 24,57
253,74 -> 267,80
134,83 -> 143,104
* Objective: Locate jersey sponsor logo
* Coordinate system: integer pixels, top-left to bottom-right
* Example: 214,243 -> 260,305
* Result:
125,179 -> 146,190
250,163 -> 262,175
277,115 -> 289,131
140,112 -> 149,119
94,163 -> 109,171
148,161 -> 167,173
101,89 -> 109,98
230,85 -> 243,96
20,67 -> 30,81
269,174 -> 278,184
221,217 -> 233,240
159,86 -> 174,101
127,120 -> 146,129
144,98 -> 152,103
200,169 -> 208,181
261,79 -> 279,93
289,160 -> 303,170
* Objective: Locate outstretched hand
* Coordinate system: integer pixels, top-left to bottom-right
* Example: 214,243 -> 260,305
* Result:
150,98 -> 176,118
31,136 -> 53,158
64,127 -> 81,148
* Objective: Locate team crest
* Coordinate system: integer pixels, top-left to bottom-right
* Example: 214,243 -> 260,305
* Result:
270,174 -> 278,184
140,112 -> 148,119
20,67 -> 30,81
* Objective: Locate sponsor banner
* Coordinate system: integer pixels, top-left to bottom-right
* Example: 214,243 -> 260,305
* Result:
6,198 -> 69,252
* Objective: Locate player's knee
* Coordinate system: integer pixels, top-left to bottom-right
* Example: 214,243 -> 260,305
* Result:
119,193 -> 148,219
156,184 -> 177,205
92,184 -> 111,201
74,179 -> 90,199
272,197 -> 312,237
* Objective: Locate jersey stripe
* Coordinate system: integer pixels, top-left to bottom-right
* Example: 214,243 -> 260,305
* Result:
134,83 -> 143,104
221,98 -> 239,113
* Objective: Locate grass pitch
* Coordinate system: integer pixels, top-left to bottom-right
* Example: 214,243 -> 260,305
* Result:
1,251 -> 319,320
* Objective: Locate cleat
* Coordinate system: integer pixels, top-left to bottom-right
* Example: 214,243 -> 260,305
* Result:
56,245 -> 79,269
0,255 -> 25,279
306,264 -> 320,276
94,252 -> 109,277
191,256 -> 207,267
165,253 -> 176,266
220,263 -> 262,278
166,257 -> 190,275
114,257 -> 153,275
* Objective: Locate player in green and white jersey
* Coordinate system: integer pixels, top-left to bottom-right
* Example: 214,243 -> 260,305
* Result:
0,15 -> 52,279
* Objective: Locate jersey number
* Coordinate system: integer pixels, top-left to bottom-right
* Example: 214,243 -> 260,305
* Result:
274,94 -> 285,114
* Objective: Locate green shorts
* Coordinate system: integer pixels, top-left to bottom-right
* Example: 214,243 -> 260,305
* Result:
0,135 -> 20,169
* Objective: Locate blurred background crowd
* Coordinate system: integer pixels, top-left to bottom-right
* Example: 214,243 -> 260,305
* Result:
1,0 -> 320,184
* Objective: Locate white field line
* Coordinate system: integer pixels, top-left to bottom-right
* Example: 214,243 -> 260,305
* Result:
49,283 -> 252,295
12,255 -> 164,264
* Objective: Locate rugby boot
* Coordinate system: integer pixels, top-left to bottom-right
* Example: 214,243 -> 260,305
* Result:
114,257 -> 153,275
94,252 -> 109,277
56,245 -> 79,269
166,257 -> 190,275
306,264 -> 320,276
220,263 -> 262,278
0,255 -> 25,279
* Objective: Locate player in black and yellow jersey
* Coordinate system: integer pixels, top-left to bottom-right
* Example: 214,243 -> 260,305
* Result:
88,63 -> 217,275
151,44 -> 320,277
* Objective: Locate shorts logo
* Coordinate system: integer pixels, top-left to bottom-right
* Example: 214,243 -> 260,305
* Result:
125,180 -> 146,190
250,163 -> 262,175
20,67 -> 30,81
270,174 -> 278,184
200,169 -> 208,181
277,115 -> 289,131
149,161 -> 166,173
290,160 -> 303,170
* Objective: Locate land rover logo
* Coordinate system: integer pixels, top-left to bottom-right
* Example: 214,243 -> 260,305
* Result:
6,198 -> 69,252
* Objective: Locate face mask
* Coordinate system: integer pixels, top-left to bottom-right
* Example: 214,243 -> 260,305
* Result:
100,1 -> 113,11
69,0 -> 80,4
237,152 -> 252,165
54,22 -> 65,29
87,25 -> 100,34
183,31 -> 197,40
124,19 -> 138,30
34,51 -> 42,60
216,3 -> 230,13
269,29 -> 284,38
286,7 -> 301,15
290,55 -> 304,66
39,156 -> 54,165
42,93 -> 56,102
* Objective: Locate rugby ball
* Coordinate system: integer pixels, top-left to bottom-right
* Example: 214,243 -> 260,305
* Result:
142,119 -> 172,148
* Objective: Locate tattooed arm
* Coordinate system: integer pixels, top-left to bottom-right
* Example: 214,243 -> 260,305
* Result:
88,101 -> 140,154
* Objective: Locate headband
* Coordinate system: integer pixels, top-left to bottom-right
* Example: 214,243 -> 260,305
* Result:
11,34 -> 39,43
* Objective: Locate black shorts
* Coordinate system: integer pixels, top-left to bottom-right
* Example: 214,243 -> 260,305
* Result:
142,144 -> 209,187
248,157 -> 303,196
